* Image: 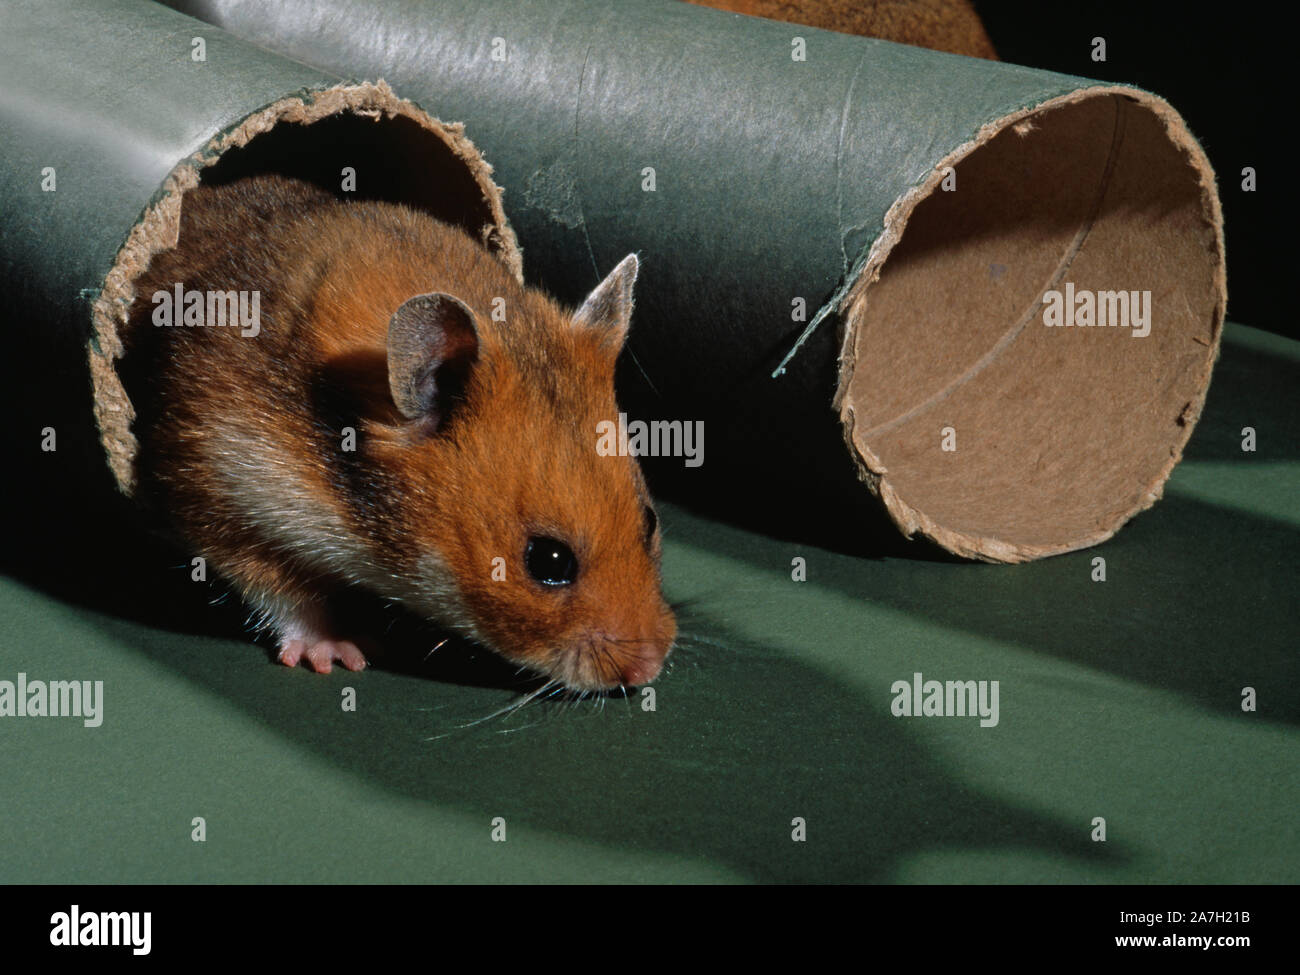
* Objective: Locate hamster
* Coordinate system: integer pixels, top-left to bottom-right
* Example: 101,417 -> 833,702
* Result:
685,0 -> 998,60
119,174 -> 675,692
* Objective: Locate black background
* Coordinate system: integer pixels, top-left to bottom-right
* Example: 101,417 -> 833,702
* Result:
9,885 -> 1288,960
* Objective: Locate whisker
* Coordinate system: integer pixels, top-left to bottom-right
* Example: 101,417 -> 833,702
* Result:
423,637 -> 449,662
434,678 -> 560,735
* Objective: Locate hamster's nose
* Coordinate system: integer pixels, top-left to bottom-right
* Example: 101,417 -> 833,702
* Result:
618,654 -> 665,688
593,599 -> 674,688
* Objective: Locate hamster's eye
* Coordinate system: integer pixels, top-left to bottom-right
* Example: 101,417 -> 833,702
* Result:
643,504 -> 658,543
525,536 -> 578,587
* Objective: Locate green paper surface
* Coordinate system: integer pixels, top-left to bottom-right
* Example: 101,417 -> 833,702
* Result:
0,0 -> 341,495
0,0 -> 348,340
1,322 -> 1294,884
0,0 -> 1283,884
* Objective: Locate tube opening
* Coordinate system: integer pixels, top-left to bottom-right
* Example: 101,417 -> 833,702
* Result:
89,83 -> 521,495
839,89 -> 1225,561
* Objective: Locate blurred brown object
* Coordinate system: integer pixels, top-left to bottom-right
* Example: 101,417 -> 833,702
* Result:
685,0 -> 998,59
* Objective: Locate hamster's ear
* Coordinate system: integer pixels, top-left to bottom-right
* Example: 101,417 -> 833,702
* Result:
573,253 -> 638,352
387,292 -> 479,427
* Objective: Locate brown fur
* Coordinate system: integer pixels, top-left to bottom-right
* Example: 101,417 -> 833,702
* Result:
121,175 -> 674,691
686,0 -> 998,59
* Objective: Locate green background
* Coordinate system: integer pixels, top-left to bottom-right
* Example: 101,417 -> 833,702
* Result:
2,321 -> 1293,884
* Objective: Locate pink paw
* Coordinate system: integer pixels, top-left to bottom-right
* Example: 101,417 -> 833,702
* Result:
278,638 -> 368,674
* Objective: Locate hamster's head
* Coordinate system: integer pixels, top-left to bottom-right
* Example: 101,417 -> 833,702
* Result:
379,254 -> 675,691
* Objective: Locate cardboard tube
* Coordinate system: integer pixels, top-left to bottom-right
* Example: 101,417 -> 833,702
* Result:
0,0 -> 520,497
166,0 -> 1225,561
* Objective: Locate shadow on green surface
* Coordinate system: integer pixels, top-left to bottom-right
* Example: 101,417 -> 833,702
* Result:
1181,334 -> 1300,462
81,597 -> 1129,883
0,387 -> 1132,879
664,488 -> 1299,727
0,323 -> 1290,879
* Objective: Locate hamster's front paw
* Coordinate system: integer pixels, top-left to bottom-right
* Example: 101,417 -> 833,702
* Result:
263,599 -> 369,673
277,637 -> 368,673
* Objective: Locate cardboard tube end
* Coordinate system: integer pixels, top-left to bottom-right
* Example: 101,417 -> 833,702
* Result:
90,82 -> 522,496
838,88 -> 1225,562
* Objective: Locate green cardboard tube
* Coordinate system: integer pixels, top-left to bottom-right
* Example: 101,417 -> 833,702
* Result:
0,0 -> 520,497
172,0 -> 1225,561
